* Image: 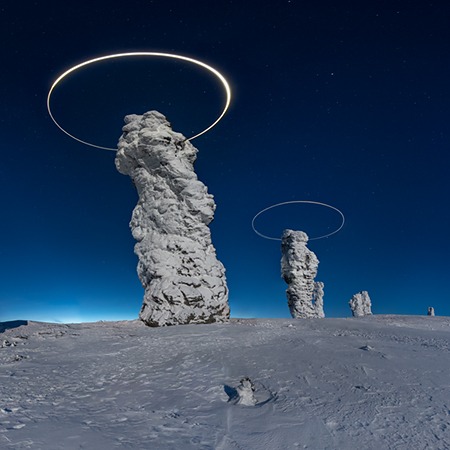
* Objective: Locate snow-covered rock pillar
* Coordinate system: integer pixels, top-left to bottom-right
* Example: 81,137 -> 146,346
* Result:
349,291 -> 373,317
313,281 -> 325,318
281,229 -> 325,318
115,111 -> 229,326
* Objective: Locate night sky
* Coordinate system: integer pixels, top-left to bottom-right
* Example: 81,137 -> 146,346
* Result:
1,1 -> 449,323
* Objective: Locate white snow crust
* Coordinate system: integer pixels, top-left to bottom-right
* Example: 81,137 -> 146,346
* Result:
281,229 -> 325,318
1,316 -> 450,449
115,111 -> 229,326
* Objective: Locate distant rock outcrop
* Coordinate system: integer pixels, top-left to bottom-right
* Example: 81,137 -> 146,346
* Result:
115,111 -> 229,326
428,307 -> 435,316
281,229 -> 325,318
349,291 -> 373,317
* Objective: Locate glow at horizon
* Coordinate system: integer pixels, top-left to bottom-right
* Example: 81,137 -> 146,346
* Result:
252,200 -> 345,241
47,52 -> 232,151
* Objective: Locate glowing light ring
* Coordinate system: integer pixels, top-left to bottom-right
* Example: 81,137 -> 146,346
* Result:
47,52 -> 232,151
252,200 -> 345,241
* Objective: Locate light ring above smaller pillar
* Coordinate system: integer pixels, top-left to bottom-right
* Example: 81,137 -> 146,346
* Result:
252,200 -> 345,241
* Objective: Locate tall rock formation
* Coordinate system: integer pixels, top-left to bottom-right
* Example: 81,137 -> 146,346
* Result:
349,291 -> 373,317
281,229 -> 325,318
115,111 -> 229,326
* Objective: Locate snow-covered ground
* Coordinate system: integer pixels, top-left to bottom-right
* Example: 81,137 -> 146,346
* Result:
1,316 -> 449,449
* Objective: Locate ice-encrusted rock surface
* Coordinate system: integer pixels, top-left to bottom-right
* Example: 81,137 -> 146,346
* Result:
115,111 -> 229,326
349,291 -> 373,317
281,229 -> 325,318
234,377 -> 257,406
312,281 -> 325,318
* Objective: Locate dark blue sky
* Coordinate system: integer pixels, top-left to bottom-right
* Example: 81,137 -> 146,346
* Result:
1,1 -> 449,322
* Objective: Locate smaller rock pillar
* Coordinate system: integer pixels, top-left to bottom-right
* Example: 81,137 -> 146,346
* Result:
281,229 -> 325,318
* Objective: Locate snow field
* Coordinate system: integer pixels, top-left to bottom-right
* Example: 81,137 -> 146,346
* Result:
1,316 -> 449,449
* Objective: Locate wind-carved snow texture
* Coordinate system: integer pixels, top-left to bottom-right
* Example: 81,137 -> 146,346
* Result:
115,111 -> 229,326
281,229 -> 325,318
2,317 -> 450,449
349,291 -> 373,317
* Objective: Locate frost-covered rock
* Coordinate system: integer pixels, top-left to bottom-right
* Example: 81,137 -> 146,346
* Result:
313,281 -> 325,318
349,291 -> 373,317
235,377 -> 257,406
281,229 -> 325,318
115,111 -> 229,326
428,307 -> 435,316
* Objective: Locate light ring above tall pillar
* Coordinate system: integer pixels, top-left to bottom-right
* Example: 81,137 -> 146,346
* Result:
252,200 -> 345,241
47,52 -> 232,151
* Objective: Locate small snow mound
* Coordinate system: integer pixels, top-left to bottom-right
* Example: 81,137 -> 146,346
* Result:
1,339 -> 16,348
225,378 -> 276,407
237,378 -> 257,406
226,377 -> 257,406
359,345 -> 374,351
